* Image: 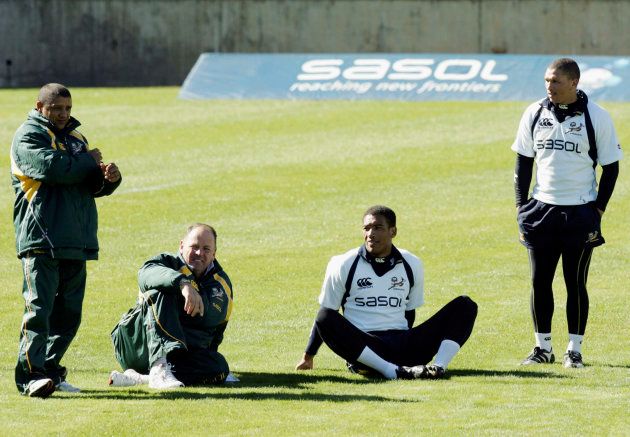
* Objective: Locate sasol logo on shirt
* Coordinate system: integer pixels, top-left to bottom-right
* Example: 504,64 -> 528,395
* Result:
297,58 -> 508,82
535,139 -> 582,153
356,277 -> 373,288
355,296 -> 403,307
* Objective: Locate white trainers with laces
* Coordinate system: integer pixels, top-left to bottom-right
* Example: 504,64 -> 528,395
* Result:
521,347 -> 555,365
56,380 -> 81,393
148,359 -> 184,389
26,378 -> 55,398
109,369 -> 150,387
563,350 -> 585,368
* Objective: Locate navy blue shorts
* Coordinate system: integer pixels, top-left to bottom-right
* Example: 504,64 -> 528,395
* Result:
517,199 -> 604,250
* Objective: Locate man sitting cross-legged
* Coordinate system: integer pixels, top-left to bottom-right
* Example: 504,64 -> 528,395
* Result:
296,205 -> 477,380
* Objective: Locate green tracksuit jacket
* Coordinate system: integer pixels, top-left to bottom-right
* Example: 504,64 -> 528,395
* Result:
10,109 -> 121,260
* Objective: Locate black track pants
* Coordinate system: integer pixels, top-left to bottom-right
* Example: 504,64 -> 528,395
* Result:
528,246 -> 593,335
315,295 -> 477,367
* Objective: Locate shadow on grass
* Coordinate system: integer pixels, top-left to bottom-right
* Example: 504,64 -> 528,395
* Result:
61,371 -> 419,402
596,363 -> 630,369
225,371 -> 384,387
447,368 -> 570,379
71,389 -> 417,402
55,368 -> 572,401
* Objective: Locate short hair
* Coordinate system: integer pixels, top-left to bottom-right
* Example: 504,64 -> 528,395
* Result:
548,58 -> 580,81
38,83 -> 71,105
363,205 -> 396,227
185,223 -> 217,241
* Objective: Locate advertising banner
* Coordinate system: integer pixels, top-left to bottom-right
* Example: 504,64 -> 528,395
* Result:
179,53 -> 630,101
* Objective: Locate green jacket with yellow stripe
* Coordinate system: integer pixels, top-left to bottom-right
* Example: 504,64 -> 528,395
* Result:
138,253 -> 234,350
10,109 -> 121,259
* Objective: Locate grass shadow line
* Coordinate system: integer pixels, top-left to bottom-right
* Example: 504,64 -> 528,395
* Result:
447,368 -> 571,378
65,389 -> 418,403
223,370 -> 385,388
595,363 -> 630,369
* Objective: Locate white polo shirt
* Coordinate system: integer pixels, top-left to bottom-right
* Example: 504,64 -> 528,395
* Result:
318,247 -> 424,332
511,97 -> 623,205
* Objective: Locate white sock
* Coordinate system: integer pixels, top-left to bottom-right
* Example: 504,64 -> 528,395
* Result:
534,332 -> 552,351
567,334 -> 583,354
433,339 -> 460,369
357,347 -> 398,380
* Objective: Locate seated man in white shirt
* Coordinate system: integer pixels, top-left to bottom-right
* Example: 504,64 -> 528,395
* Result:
295,205 -> 477,379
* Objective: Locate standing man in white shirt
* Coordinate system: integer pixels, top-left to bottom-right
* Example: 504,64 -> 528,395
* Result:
512,58 -> 623,368
295,205 -> 477,379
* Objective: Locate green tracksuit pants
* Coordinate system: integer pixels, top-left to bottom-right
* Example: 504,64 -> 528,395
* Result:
111,291 -> 229,386
15,254 -> 86,393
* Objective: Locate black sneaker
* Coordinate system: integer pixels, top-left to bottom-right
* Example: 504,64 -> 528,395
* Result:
521,347 -> 555,365
25,378 -> 55,398
563,351 -> 584,368
396,364 -> 445,380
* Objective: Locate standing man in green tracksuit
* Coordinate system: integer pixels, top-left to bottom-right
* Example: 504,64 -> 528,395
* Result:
11,83 -> 122,397
109,223 -> 234,389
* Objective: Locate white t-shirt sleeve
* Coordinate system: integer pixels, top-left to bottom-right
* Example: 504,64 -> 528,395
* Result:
404,253 -> 424,310
511,102 -> 539,158
591,103 -> 624,166
318,255 -> 347,310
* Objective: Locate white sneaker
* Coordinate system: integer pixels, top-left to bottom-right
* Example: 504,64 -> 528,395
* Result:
109,369 -> 150,387
26,378 -> 55,398
563,351 -> 585,368
148,361 -> 184,389
56,380 -> 81,393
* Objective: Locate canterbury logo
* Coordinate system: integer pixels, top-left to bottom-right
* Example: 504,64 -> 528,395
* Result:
538,118 -> 553,127
356,278 -> 373,288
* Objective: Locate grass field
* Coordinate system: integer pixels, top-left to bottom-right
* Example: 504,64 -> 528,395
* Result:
0,87 -> 628,436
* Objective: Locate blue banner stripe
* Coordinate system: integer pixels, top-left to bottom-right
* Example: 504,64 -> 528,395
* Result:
179,54 -> 630,102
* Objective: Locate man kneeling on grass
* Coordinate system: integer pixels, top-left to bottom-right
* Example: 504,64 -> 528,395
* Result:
296,205 -> 477,380
109,223 -> 235,389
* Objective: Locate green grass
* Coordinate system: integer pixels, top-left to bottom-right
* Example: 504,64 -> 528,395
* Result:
0,88 -> 628,436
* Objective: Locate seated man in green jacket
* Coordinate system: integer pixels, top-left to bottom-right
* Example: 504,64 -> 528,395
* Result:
109,223 -> 234,389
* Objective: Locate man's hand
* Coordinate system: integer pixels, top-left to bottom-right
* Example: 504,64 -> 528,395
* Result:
88,148 -> 102,164
101,162 -> 121,182
295,353 -> 314,370
181,282 -> 204,317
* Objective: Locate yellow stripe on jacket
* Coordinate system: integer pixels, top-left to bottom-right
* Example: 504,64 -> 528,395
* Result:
10,128 -> 63,202
10,151 -> 41,202
214,274 -> 233,322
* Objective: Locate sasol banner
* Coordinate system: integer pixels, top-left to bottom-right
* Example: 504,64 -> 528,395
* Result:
179,53 -> 630,101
